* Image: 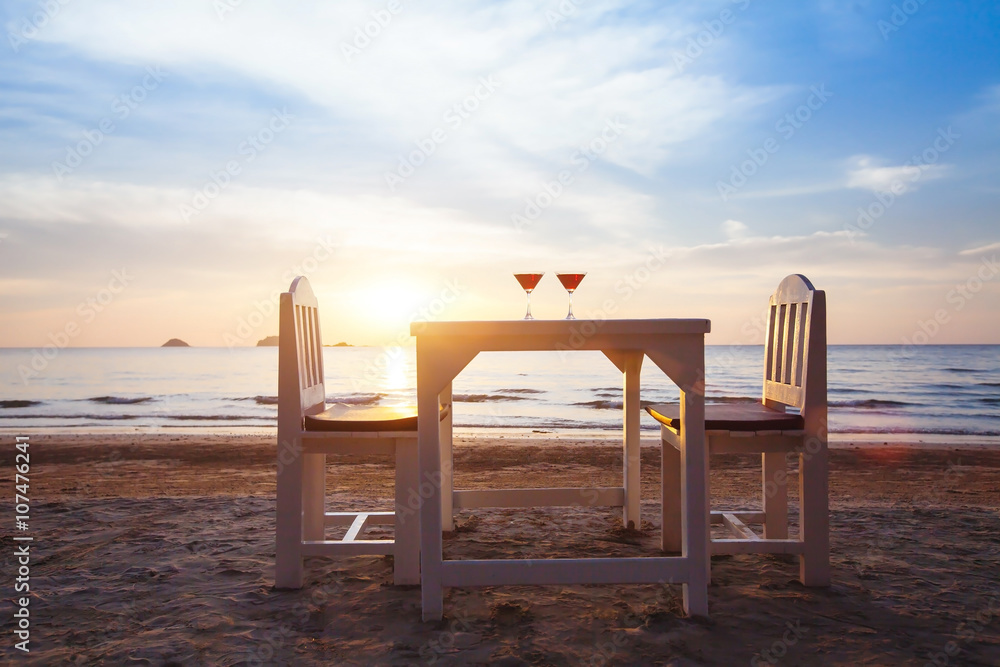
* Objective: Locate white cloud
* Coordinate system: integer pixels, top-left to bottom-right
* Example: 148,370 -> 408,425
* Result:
721,219 -> 748,239
26,1 -> 784,183
845,155 -> 949,194
959,242 -> 1000,256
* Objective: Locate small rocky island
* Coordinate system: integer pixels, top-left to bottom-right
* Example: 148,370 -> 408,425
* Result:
161,338 -> 190,347
256,336 -> 353,347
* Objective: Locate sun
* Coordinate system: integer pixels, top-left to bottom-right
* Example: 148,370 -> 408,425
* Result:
348,281 -> 430,329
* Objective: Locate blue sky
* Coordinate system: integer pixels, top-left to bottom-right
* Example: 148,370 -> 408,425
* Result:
1,0 -> 998,347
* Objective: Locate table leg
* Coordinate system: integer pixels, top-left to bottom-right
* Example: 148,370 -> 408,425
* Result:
622,352 -> 643,529
679,369 -> 709,617
440,382 -> 454,532
418,350 -> 445,621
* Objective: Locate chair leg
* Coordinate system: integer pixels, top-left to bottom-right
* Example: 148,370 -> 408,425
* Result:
762,451 -> 788,540
799,446 -> 830,586
661,430 -> 682,553
394,438 -> 421,585
302,453 -> 326,542
275,435 -> 304,588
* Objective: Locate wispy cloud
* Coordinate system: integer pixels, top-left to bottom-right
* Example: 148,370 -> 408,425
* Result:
845,155 -> 950,193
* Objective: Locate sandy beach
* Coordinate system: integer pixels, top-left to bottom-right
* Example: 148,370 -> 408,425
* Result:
2,432 -> 999,665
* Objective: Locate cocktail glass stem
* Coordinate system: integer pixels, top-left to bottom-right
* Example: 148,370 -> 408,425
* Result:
566,291 -> 575,320
524,291 -> 534,320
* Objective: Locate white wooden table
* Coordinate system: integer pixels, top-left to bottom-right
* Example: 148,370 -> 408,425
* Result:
411,319 -> 712,621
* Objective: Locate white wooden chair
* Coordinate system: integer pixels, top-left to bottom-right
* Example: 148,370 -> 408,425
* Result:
646,274 -> 829,586
275,276 -> 428,588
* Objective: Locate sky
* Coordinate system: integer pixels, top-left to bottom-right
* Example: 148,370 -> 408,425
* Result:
0,0 -> 998,348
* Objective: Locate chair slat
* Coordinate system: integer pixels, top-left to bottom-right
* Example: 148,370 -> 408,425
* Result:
782,303 -> 796,384
772,303 -> 787,383
296,305 -> 307,390
793,302 -> 808,387
765,304 -> 777,381
313,307 -> 325,386
307,306 -> 318,388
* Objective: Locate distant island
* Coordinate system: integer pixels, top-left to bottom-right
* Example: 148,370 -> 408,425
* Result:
161,338 -> 190,347
256,336 -> 353,347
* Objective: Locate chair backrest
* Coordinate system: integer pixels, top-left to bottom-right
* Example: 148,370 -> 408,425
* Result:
279,276 -> 326,420
762,274 -> 826,415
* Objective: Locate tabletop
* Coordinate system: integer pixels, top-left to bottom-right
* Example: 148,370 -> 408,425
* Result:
410,318 -> 712,337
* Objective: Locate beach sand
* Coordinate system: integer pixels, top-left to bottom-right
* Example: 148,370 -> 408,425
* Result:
2,433 -> 999,665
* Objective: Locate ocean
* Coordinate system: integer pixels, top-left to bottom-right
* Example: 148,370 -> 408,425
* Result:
1,345 -> 998,440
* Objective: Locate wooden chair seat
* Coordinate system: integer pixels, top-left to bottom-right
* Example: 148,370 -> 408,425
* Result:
304,403 -> 450,432
645,402 -> 804,433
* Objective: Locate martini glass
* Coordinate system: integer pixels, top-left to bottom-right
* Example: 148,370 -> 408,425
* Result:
556,273 -> 586,319
514,272 -> 544,320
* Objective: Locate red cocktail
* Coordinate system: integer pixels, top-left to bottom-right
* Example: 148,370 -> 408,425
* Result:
556,272 -> 586,319
513,272 -> 545,320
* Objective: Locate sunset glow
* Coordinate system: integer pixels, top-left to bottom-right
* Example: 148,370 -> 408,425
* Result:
1,2 -> 997,347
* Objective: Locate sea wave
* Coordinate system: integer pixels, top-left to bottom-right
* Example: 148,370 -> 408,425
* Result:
454,393 -> 527,403
327,394 -> 384,406
1,414 -> 140,420
0,400 -> 42,408
88,396 -> 155,405
169,415 -> 274,421
574,399 -> 624,410
238,393 -> 383,406
499,388 -> 545,394
0,413 -> 275,422
710,396 -> 760,404
833,426 -> 1000,437
829,399 -> 913,408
